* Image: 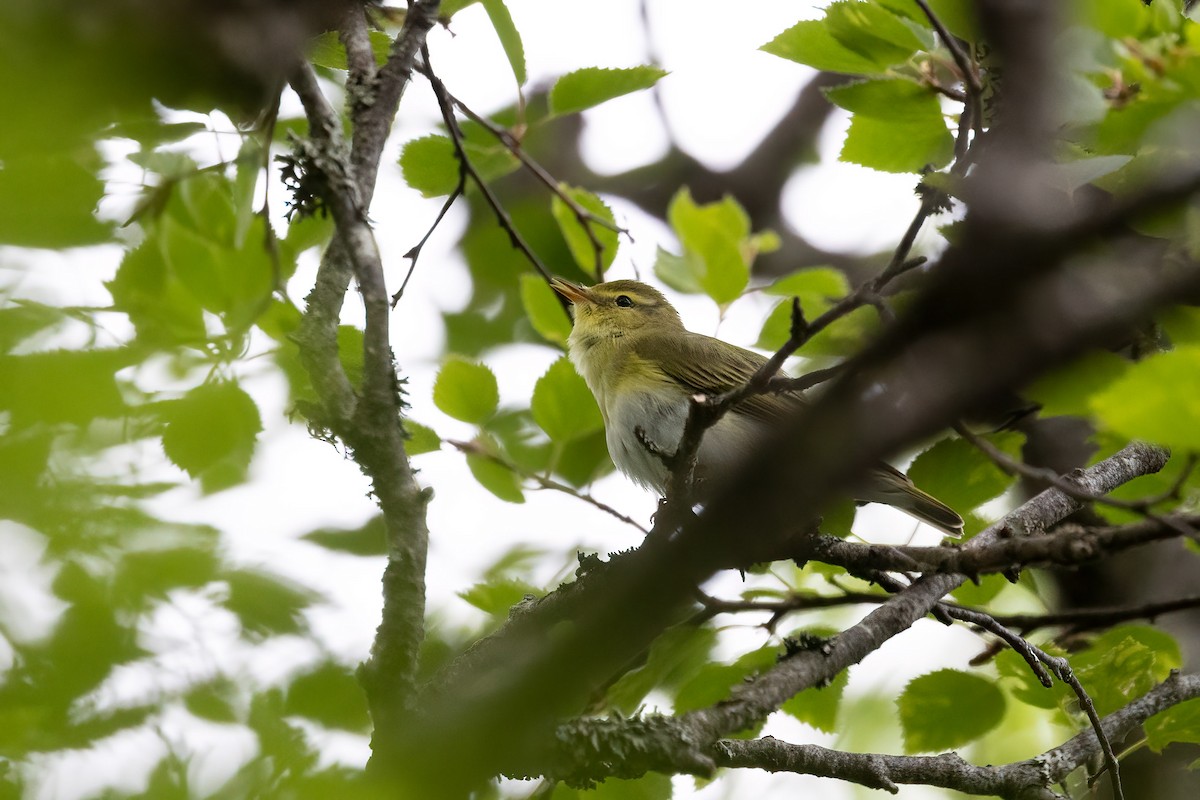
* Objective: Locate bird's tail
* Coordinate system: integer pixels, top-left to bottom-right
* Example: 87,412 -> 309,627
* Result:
860,465 -> 965,538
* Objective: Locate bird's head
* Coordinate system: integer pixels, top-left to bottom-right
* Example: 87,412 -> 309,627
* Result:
550,278 -> 684,343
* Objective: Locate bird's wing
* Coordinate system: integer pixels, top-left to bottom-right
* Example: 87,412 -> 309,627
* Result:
638,331 -> 802,424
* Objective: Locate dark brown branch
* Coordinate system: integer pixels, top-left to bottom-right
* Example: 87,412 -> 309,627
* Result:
421,52 -> 564,311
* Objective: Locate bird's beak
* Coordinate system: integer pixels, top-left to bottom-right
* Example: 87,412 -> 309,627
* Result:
550,278 -> 591,306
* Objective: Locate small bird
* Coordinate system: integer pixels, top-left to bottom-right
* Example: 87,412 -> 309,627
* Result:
550,277 -> 964,537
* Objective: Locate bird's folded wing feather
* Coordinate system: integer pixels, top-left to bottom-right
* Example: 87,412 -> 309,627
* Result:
636,332 -> 803,424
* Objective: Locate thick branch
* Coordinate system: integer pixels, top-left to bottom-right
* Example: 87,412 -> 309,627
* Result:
714,672 -> 1200,799
681,443 -> 1170,742
804,511 -> 1190,577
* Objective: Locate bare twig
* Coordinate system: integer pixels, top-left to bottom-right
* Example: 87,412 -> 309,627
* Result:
421,51 -> 566,312
420,68 -> 629,282
447,439 -> 648,533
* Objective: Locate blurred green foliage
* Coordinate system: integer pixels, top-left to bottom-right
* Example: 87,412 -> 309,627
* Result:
1,0 -> 1200,797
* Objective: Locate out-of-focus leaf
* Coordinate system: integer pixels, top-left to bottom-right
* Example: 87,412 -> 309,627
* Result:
433,357 -> 500,424
0,152 -> 111,247
223,569 -> 321,638
465,436 -> 525,503
0,300 -> 63,353
899,669 -> 1006,752
665,189 -> 752,305
185,681 -> 240,724
554,429 -> 613,487
1073,626 -> 1181,716
480,0 -> 526,86
551,774 -> 672,800
607,626 -> 718,714
906,432 -> 1022,515
308,30 -> 391,70
285,662 -> 370,731
459,577 -> 539,617
531,357 -> 603,443
1091,346 -> 1200,450
160,381 -> 263,493
0,349 -> 133,428
548,66 -> 669,116
520,273 -> 573,346
301,516 -> 387,556
404,420 -> 441,456
1146,697 -> 1200,752
1026,350 -> 1128,418
551,186 -> 619,278
782,667 -> 849,734
674,645 -> 778,714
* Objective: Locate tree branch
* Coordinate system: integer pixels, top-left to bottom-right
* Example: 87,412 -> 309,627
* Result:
714,672 -> 1200,799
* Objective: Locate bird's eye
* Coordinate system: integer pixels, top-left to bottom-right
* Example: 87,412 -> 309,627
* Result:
615,295 -> 634,308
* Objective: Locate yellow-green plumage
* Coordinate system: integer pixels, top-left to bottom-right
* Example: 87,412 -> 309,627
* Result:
551,278 -> 963,537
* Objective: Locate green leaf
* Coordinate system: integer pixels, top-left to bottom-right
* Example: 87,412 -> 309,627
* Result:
653,246 -> 705,295
551,774 -> 673,800
898,669 -> 1006,752
301,516 -> 387,556
520,274 -> 573,345
337,325 -> 365,389
607,626 -> 718,714
549,66 -> 669,116
782,667 -> 849,734
825,0 -> 925,63
399,134 -> 519,197
1073,626 -> 1181,716
0,349 -> 132,428
0,152 -> 111,247
761,20 -> 884,74
184,682 -> 240,724
554,429 -> 613,487
1046,155 -> 1134,196
308,30 -> 392,70
480,0 -> 526,87
667,189 -> 752,305
996,647 -> 1074,711
1091,346 -> 1200,450
107,240 -> 208,346
1025,350 -> 1128,418
459,577 -> 539,616
161,381 -> 263,493
223,569 -> 320,637
757,299 -> 877,356
824,78 -> 943,122
674,645 -> 778,714
766,266 -> 851,306
0,300 -> 63,353
840,107 -> 953,173
531,357 -> 603,443
882,0 -> 980,41
404,420 -> 441,455
467,449 -> 525,503
551,185 -> 620,278
906,433 -> 1022,514
285,662 -> 370,731
1146,697 -> 1200,752
433,358 -> 500,424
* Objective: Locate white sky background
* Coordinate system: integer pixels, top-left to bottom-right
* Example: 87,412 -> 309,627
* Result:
2,1 -> 1066,799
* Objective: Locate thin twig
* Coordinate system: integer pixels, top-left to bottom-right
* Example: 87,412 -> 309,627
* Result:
421,50 -> 566,313
418,65 -> 629,282
956,424 -> 1197,538
447,439 -> 648,533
